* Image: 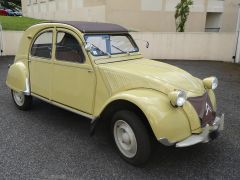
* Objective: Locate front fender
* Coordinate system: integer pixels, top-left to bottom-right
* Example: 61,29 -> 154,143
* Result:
6,61 -> 30,94
98,89 -> 191,142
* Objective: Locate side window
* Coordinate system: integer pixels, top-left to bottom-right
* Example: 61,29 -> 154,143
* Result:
31,31 -> 53,59
56,32 -> 85,63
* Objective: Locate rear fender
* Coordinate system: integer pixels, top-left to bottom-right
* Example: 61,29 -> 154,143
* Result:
6,61 -> 30,95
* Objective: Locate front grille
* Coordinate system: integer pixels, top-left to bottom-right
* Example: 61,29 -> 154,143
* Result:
188,93 -> 216,127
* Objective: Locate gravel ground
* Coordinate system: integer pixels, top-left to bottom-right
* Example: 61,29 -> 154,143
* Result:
0,56 -> 240,180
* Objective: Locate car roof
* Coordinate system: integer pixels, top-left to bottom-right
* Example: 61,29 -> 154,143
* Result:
52,21 -> 128,33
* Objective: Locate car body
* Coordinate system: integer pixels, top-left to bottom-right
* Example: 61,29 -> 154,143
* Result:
0,9 -> 7,16
5,9 -> 15,16
6,21 -> 224,165
11,9 -> 22,16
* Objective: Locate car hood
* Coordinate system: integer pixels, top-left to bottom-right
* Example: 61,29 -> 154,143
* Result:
98,59 -> 205,96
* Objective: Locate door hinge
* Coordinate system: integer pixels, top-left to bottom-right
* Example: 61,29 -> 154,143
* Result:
87,69 -> 93,73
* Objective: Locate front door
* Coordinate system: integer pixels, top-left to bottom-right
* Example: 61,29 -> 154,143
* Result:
51,28 -> 96,114
29,29 -> 54,99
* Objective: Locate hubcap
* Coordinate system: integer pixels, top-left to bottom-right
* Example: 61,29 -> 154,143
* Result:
13,91 -> 25,106
114,120 -> 137,158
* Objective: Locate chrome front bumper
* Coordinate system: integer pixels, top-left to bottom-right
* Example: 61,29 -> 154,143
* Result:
175,114 -> 224,147
159,114 -> 225,147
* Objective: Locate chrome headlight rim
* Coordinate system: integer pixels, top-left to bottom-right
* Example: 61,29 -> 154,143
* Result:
176,91 -> 187,107
168,90 -> 187,107
203,76 -> 218,90
211,77 -> 218,90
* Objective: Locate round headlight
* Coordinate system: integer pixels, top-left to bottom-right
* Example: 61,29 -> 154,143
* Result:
203,77 -> 218,90
176,91 -> 187,106
212,77 -> 218,90
168,90 -> 187,107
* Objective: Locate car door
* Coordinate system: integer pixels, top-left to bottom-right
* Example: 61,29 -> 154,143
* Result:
52,28 -> 96,114
29,29 -> 54,99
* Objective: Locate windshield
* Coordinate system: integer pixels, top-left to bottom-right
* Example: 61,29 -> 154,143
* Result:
84,34 -> 139,56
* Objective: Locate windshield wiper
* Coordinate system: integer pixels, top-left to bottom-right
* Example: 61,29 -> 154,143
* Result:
111,45 -> 130,55
86,42 -> 111,57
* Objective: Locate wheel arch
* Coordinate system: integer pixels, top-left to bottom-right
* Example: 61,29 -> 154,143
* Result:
91,88 -> 192,143
94,98 -> 157,141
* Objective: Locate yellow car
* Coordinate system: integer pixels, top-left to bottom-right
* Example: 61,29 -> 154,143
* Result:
6,21 -> 224,165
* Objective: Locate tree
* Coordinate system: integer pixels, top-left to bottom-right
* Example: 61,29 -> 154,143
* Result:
10,0 -> 21,6
0,0 -> 21,9
175,0 -> 193,32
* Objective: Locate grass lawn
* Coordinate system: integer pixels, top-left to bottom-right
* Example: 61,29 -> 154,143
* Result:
0,16 -> 46,31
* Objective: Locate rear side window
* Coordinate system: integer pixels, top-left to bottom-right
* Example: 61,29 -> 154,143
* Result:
55,32 -> 85,63
31,31 -> 53,59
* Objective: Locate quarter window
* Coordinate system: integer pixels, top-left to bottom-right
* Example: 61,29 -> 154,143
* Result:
56,32 -> 85,63
31,31 -> 53,59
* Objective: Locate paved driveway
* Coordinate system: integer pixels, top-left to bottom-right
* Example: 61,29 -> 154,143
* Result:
0,56 -> 240,179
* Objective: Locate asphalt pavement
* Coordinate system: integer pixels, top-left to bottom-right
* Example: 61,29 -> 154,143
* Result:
0,56 -> 240,179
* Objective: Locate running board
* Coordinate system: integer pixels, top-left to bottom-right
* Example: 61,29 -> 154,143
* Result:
31,93 -> 95,120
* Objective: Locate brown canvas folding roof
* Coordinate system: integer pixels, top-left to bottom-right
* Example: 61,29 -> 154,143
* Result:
54,21 -> 128,33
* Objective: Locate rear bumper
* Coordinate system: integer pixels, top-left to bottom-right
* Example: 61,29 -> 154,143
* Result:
159,114 -> 224,147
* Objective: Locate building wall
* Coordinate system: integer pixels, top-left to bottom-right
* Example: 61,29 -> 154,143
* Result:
221,0 -> 240,32
131,32 -> 235,61
105,0 -> 207,32
1,31 -> 235,62
21,0 -> 239,32
1,31 -> 23,56
22,0 -> 106,22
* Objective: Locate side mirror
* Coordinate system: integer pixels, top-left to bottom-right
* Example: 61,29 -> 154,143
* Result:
134,39 -> 150,49
146,41 -> 149,49
85,43 -> 92,52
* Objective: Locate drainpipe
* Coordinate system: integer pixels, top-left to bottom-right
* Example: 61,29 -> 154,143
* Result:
234,4 -> 240,63
0,23 -> 3,56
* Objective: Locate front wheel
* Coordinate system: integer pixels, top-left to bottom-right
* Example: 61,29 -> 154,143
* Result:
11,90 -> 32,110
111,110 -> 152,166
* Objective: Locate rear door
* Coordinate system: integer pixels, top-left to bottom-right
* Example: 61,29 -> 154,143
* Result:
29,29 -> 54,99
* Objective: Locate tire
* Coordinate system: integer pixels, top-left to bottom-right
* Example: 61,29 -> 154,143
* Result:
111,110 -> 152,166
11,90 -> 32,111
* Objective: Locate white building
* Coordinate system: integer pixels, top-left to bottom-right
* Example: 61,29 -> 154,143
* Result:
21,0 -> 239,32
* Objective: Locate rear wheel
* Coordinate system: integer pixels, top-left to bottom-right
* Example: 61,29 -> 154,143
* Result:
11,90 -> 32,110
111,110 -> 152,166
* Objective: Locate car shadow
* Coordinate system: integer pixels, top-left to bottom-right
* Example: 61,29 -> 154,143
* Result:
31,97 -> 223,171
